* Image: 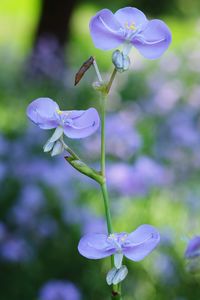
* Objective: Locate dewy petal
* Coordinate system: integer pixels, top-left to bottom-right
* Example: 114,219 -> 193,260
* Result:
89,9 -> 124,50
26,98 -> 59,129
63,108 -> 100,139
122,224 -> 160,261
115,7 -> 147,29
78,233 -> 116,259
132,19 -> 172,59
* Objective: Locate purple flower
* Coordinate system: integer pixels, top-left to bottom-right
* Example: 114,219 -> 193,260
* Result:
90,7 -> 171,59
185,236 -> 200,259
78,224 -> 160,263
39,280 -> 81,300
0,237 -> 32,262
26,98 -> 100,139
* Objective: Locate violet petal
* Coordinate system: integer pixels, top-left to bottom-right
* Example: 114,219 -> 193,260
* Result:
63,108 -> 100,139
26,98 -> 59,129
78,233 -> 115,259
114,7 -> 147,29
122,224 -> 160,261
132,19 -> 172,59
89,9 -> 124,50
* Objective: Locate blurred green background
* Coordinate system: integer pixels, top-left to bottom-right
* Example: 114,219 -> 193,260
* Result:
1,1 -> 200,300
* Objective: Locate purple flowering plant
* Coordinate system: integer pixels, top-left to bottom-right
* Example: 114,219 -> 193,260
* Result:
26,6 -> 171,300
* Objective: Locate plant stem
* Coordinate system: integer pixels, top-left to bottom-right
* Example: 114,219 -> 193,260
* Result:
100,182 -> 113,234
61,138 -> 81,161
100,95 -> 106,178
99,73 -> 122,299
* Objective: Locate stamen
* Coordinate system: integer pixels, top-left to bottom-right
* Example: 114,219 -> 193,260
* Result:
120,234 -> 128,243
125,21 -> 136,31
56,109 -> 63,115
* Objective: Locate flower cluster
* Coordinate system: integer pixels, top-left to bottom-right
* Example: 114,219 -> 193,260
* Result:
25,5 -> 172,297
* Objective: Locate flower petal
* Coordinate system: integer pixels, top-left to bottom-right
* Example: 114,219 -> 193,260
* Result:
132,19 -> 172,59
122,224 -> 160,261
78,233 -> 115,259
89,9 -> 124,50
26,98 -> 59,129
115,7 -> 147,29
63,108 -> 100,139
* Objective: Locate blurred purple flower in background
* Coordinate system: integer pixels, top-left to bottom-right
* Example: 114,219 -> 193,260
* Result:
90,7 -> 171,59
0,237 -> 32,262
107,156 -> 172,196
27,98 -> 100,139
81,214 -> 107,235
10,184 -> 45,227
39,280 -> 81,300
153,253 -> 176,285
185,236 -> 200,258
83,111 -> 141,160
27,37 -> 66,82
78,224 -> 160,261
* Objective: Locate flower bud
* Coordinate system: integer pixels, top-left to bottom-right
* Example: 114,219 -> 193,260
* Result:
112,50 -> 130,73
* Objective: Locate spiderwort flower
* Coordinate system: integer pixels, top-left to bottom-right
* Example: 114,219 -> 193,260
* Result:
26,98 -> 100,155
27,98 -> 100,138
90,7 -> 171,59
78,224 -> 160,266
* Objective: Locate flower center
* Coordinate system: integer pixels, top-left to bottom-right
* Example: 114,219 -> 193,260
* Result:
107,233 -> 128,251
125,21 -> 136,31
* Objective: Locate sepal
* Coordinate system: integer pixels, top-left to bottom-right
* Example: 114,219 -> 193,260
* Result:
43,139 -> 55,152
51,140 -> 64,156
49,126 -> 64,143
106,265 -> 128,286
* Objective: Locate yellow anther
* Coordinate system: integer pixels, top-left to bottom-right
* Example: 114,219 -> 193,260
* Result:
120,234 -> 128,242
125,21 -> 136,31
56,109 -> 63,115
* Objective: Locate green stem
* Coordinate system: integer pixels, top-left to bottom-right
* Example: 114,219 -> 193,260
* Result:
100,95 -> 106,177
100,182 -> 113,234
61,138 -> 81,161
99,79 -> 122,300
